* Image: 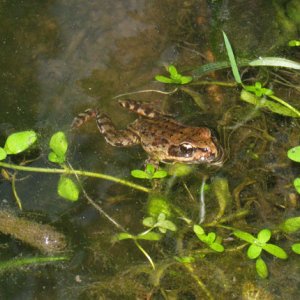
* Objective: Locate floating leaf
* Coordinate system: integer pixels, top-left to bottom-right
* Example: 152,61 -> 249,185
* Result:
48,152 -> 65,164
137,232 -> 162,241
257,229 -> 271,243
279,216 -> 300,233
0,148 -> 7,161
168,163 -> 193,177
168,65 -> 178,77
131,170 -> 150,179
287,146 -> 300,162
288,40 -> 300,47
233,230 -> 256,244
193,224 -> 205,236
152,170 -> 168,179
256,257 -> 268,279
209,242 -> 224,253
57,176 -> 79,201
145,164 -> 155,176
247,244 -> 262,259
157,219 -> 177,232
180,76 -> 193,84
143,217 -> 156,228
4,131 -> 37,154
155,75 -> 173,83
293,178 -> 300,194
262,244 -> 288,259
291,243 -> 300,254
115,232 -> 134,241
206,232 -> 216,245
49,132 -> 68,157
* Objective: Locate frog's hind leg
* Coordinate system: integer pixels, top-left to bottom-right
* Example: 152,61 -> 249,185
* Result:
72,108 -> 139,147
119,99 -> 172,119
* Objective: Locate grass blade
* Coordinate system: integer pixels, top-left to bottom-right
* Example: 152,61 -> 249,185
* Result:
222,31 -> 242,84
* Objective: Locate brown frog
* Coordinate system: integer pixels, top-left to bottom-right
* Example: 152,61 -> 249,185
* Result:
72,100 -> 223,165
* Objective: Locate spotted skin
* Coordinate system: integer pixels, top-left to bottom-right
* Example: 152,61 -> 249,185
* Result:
72,99 -> 223,165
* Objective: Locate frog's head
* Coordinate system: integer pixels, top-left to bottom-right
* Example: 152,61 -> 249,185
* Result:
167,127 -> 222,164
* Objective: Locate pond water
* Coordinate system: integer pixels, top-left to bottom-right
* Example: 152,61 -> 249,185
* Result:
0,0 -> 300,299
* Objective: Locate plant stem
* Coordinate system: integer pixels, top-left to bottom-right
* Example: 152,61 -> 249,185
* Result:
0,162 -> 150,193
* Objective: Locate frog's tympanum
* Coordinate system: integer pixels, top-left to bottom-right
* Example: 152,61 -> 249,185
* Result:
72,100 -> 223,165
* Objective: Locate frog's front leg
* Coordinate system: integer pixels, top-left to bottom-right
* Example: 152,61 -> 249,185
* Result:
72,108 -> 140,147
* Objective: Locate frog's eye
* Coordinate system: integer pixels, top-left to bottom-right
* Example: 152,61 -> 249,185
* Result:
179,143 -> 194,157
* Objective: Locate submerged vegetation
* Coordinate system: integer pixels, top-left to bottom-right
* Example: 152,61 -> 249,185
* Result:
1,26 -> 300,298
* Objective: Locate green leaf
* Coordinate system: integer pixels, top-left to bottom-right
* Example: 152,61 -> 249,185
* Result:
247,244 -> 262,259
206,232 -> 216,244
143,217 -> 156,228
279,216 -> 300,233
209,242 -> 224,252
157,220 -> 177,231
291,243 -> 300,254
180,76 -> 193,84
145,164 -> 155,176
257,229 -> 271,243
174,256 -> 195,263
256,257 -> 268,279
233,230 -> 256,244
131,170 -> 150,179
48,151 -> 65,164
152,170 -> 168,179
57,176 -> 79,201
193,224 -> 205,236
249,57 -> 300,70
0,147 -> 7,160
115,232 -> 134,241
288,40 -> 300,47
49,131 -> 68,157
262,244 -> 288,259
168,65 -> 178,77
287,146 -> 300,162
293,178 -> 300,194
155,75 -> 173,83
137,232 -> 162,241
222,31 -> 242,84
240,90 -> 300,118
4,131 -> 37,154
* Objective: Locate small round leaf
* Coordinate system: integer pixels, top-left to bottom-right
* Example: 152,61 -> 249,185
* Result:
287,146 -> 300,162
257,229 -> 271,243
291,243 -> 300,254
279,216 -> 300,233
293,178 -> 300,194
247,244 -> 262,259
0,147 -> 7,160
57,176 -> 79,201
256,257 -> 268,279
131,170 -> 150,179
234,230 -> 256,244
48,152 -> 65,164
152,170 -> 168,179
210,242 -> 224,252
4,131 -> 37,154
193,224 -> 205,236
143,217 -> 156,228
155,75 -> 173,83
49,132 -> 68,157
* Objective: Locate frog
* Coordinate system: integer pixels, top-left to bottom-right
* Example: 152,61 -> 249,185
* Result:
72,99 -> 223,166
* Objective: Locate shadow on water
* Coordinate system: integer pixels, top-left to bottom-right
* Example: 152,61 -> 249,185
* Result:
0,0 -> 300,298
